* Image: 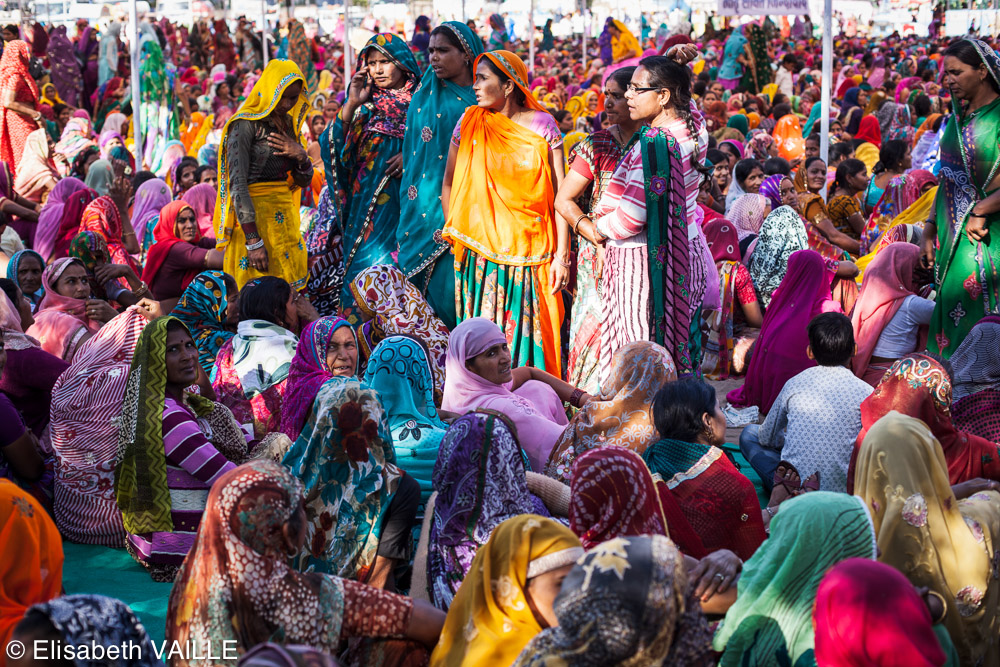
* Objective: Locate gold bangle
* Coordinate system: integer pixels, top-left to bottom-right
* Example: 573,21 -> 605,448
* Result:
572,213 -> 589,234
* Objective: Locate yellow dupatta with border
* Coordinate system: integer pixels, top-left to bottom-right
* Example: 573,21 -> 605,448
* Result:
214,60 -> 309,288
854,186 -> 937,280
611,20 -> 640,62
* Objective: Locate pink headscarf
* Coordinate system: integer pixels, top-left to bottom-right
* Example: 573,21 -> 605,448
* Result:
26,257 -> 103,360
729,194 -> 769,241
442,318 -> 568,471
895,76 -> 923,102
0,292 -> 39,350
33,177 -> 89,261
726,249 -> 841,413
850,243 -> 924,380
183,182 -> 217,238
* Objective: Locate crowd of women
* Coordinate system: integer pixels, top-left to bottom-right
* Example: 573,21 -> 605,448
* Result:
2,9 -> 1000,667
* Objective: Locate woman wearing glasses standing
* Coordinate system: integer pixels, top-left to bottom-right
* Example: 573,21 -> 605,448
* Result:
588,50 -> 711,385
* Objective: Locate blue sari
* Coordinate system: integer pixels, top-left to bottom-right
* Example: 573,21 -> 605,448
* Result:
397,21 -> 482,328
320,34 -> 419,320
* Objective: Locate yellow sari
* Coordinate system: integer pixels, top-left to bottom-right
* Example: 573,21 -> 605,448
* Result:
854,186 -> 936,280
430,515 -> 583,667
854,412 -> 1000,666
855,141 -> 880,175
214,59 -> 309,290
611,20 -> 640,63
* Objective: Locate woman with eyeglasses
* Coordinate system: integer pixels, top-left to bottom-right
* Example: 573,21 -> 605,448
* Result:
553,66 -> 639,394
589,49 -> 710,384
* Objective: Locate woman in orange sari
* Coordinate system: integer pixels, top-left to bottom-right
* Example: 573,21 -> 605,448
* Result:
442,51 -> 566,375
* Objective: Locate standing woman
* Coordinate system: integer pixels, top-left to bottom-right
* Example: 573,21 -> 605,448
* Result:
47,26 -> 82,108
216,59 -> 312,291
321,34 -> 419,314
555,66 -> 639,393
398,21 -> 482,329
0,41 -> 43,176
76,26 -> 99,113
487,14 -> 510,52
926,39 -> 1000,358
442,50 -> 566,375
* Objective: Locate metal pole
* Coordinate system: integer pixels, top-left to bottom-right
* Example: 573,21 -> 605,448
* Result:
582,8 -> 587,73
128,0 -> 143,169
528,0 -> 534,76
261,0 -> 269,65
461,0 -> 466,20
344,0 -> 352,82
820,0 -> 832,187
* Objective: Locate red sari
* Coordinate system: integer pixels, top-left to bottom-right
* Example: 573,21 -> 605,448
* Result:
0,41 -> 41,176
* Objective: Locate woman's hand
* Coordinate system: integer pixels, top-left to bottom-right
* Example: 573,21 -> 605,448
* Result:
921,222 -> 937,268
247,245 -> 269,272
549,258 -> 570,294
384,153 -> 404,178
595,244 -> 605,282
85,299 -> 119,323
295,293 -> 320,324
346,69 -> 373,109
689,549 -> 742,602
967,213 -> 989,244
108,167 -> 133,204
135,298 -> 165,320
666,43 -> 698,66
952,478 -> 1000,500
94,263 -> 133,285
266,133 -> 307,162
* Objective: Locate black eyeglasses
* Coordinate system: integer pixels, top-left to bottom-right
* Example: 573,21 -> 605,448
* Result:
627,84 -> 663,94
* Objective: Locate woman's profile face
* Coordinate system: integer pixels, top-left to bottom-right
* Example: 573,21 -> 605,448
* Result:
603,79 -> 628,126
164,327 -> 199,388
465,342 -> 513,385
473,60 -> 508,110
274,80 -> 303,116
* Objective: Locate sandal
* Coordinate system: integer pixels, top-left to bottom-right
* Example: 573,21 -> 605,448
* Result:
800,471 -> 820,492
772,461 -> 802,495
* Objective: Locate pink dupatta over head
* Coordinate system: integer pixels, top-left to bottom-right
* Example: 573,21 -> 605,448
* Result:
26,257 -> 102,360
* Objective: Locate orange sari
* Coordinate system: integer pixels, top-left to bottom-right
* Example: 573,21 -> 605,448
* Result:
443,51 -> 563,375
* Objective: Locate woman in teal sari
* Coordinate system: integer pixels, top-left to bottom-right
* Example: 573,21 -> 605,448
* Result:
321,34 -> 420,318
925,39 -> 1000,358
397,21 -> 482,329
363,335 -> 447,505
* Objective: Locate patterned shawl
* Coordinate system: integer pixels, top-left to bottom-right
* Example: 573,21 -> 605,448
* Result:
748,205 -> 809,307
854,412 -> 1000,666
355,33 -> 420,139
171,271 -> 237,374
950,316 -> 1000,401
513,536 -> 714,666
55,118 -> 97,165
713,493 -> 876,666
68,230 -> 112,300
231,319 -> 299,399
544,341 -> 677,482
729,193 -> 770,241
362,335 -> 447,503
428,411 -> 550,610
279,316 -> 354,441
848,354 -> 1000,491
114,317 -> 221,534
349,264 -> 450,400
167,460 -> 349,657
80,195 -> 140,275
26,595 -> 163,667
281,378 -> 401,580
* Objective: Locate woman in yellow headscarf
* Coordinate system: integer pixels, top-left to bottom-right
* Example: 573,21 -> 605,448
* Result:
607,19 -> 639,64
442,50 -> 567,375
430,515 -> 583,667
39,82 -> 63,107
214,59 -> 312,290
854,412 -> 1000,666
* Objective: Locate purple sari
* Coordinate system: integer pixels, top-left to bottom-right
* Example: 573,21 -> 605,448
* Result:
426,411 -> 550,610
76,27 -> 100,112
34,177 -> 89,261
48,26 -> 82,107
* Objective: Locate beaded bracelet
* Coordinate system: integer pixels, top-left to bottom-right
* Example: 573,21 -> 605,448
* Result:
245,239 -> 265,251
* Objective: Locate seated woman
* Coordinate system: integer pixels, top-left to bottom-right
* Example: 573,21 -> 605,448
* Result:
728,193 -> 769,251
364,335 -> 448,504
68,231 -> 144,307
49,307 -> 151,546
166,460 -> 445,667
725,158 -> 764,212
279,315 -> 359,443
0,320 -> 48,510
0,280 -> 69,438
814,559 -> 957,666
862,168 -> 936,255
443,318 -> 589,472
5,250 -> 45,312
730,249 -> 842,414
350,265 -> 451,401
643,378 -> 767,560
848,354 -> 1000,490
854,412 -> 1000,666
702,219 -> 763,379
26,257 -> 117,361
213,276 -> 316,439
281,375 -> 420,591
544,341 -> 676,483
951,317 -> 1000,442
12,128 -> 60,213
861,139 -> 910,219
826,158 -> 869,242
430,515 -> 583,667
427,411 -> 553,610
0,478 -> 63,651
142,200 -> 224,305
116,316 -> 251,581
851,243 -> 932,385
796,156 -> 862,256
170,270 -> 239,377
712,493 -> 877,666
12,595 -> 162,666
512,535 -> 715,666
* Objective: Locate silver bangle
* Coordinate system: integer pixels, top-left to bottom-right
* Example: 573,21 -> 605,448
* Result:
245,239 -> 265,251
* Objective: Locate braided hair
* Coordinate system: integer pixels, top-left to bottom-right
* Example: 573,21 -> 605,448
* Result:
640,55 -> 709,175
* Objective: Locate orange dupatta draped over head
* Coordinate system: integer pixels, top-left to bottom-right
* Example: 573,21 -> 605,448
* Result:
773,114 -> 805,161
443,50 -> 555,267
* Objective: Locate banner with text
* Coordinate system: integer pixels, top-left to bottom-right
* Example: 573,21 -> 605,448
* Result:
718,0 -> 808,15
